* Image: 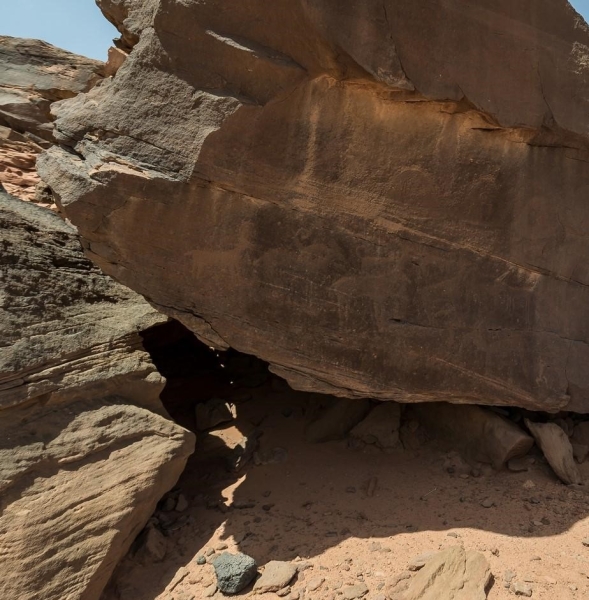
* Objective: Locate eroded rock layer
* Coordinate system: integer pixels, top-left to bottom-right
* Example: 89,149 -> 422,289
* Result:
39,0 -> 589,412
0,190 -> 195,600
0,36 -> 104,202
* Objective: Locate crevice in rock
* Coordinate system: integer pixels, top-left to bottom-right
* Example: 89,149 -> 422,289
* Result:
119,317 -> 589,600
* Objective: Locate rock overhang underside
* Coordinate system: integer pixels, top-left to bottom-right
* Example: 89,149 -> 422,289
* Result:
38,0 -> 589,413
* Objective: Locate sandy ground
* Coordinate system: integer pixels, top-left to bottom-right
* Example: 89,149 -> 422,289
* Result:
102,367 -> 589,600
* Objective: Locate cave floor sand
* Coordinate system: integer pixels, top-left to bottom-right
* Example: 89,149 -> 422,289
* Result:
103,388 -> 589,600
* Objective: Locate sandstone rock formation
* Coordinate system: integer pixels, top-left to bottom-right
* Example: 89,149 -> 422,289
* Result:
38,0 -> 589,412
0,190 -> 195,600
402,546 -> 492,600
0,36 -> 104,202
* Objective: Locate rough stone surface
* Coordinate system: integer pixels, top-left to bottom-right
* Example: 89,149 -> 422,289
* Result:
195,397 -> 236,431
403,546 -> 492,600
212,552 -> 258,594
0,190 -> 195,600
414,403 -> 533,468
253,561 -> 297,593
38,0 -> 589,412
572,421 -> 589,446
572,442 -> 589,464
350,401 -> 401,449
0,37 -> 104,202
342,583 -> 369,600
0,190 -> 167,413
305,398 -> 371,443
524,419 -> 582,485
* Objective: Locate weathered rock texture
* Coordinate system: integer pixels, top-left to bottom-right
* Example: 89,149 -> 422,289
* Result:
0,190 -> 195,600
0,36 -> 104,202
403,546 -> 491,600
39,0 -> 589,412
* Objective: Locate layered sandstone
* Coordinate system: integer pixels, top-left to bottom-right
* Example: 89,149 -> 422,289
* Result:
0,36 -> 104,202
39,0 -> 589,412
0,190 -> 195,600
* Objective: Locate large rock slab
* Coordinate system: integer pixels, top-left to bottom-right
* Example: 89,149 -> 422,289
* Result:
0,399 -> 194,600
414,403 -> 533,468
38,0 -> 589,412
0,190 -> 195,600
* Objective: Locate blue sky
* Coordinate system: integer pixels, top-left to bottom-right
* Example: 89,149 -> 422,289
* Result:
1,0 -> 589,62
1,1 -> 117,61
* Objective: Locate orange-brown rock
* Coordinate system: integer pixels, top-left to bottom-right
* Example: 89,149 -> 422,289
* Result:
39,0 -> 589,412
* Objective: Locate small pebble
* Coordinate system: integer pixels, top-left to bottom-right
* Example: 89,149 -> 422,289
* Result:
481,498 -> 494,508
307,577 -> 325,591
512,581 -> 533,597
175,494 -> 189,512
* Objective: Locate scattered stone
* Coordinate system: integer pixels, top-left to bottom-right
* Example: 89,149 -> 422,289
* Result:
366,477 -> 378,497
232,499 -> 256,509
389,572 -> 412,588
215,542 -> 229,551
525,419 -> 582,485
196,555 -> 206,566
481,498 -> 494,508
212,552 -> 258,594
141,525 -> 167,562
507,457 -> 530,472
163,496 -> 177,512
195,398 -> 236,431
414,403 -> 533,468
254,561 -> 297,593
305,399 -> 372,442
404,546 -> 491,600
342,582 -> 369,599
523,480 -> 536,490
582,538 -> 589,547
511,581 -> 533,596
572,422 -> 589,447
399,419 -> 428,450
254,447 -> 289,466
227,432 -> 261,472
504,570 -> 516,588
349,402 -> 401,449
175,494 -> 189,512
408,551 -> 437,571
306,576 -> 325,591
572,443 -> 589,464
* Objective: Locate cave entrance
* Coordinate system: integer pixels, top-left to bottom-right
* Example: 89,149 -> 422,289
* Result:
106,319 -> 589,600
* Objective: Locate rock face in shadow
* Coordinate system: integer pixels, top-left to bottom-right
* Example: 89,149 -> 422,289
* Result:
38,0 -> 589,412
0,190 -> 195,600
0,36 -> 104,202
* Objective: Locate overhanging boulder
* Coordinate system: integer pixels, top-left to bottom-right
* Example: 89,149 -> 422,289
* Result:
38,0 -> 589,412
